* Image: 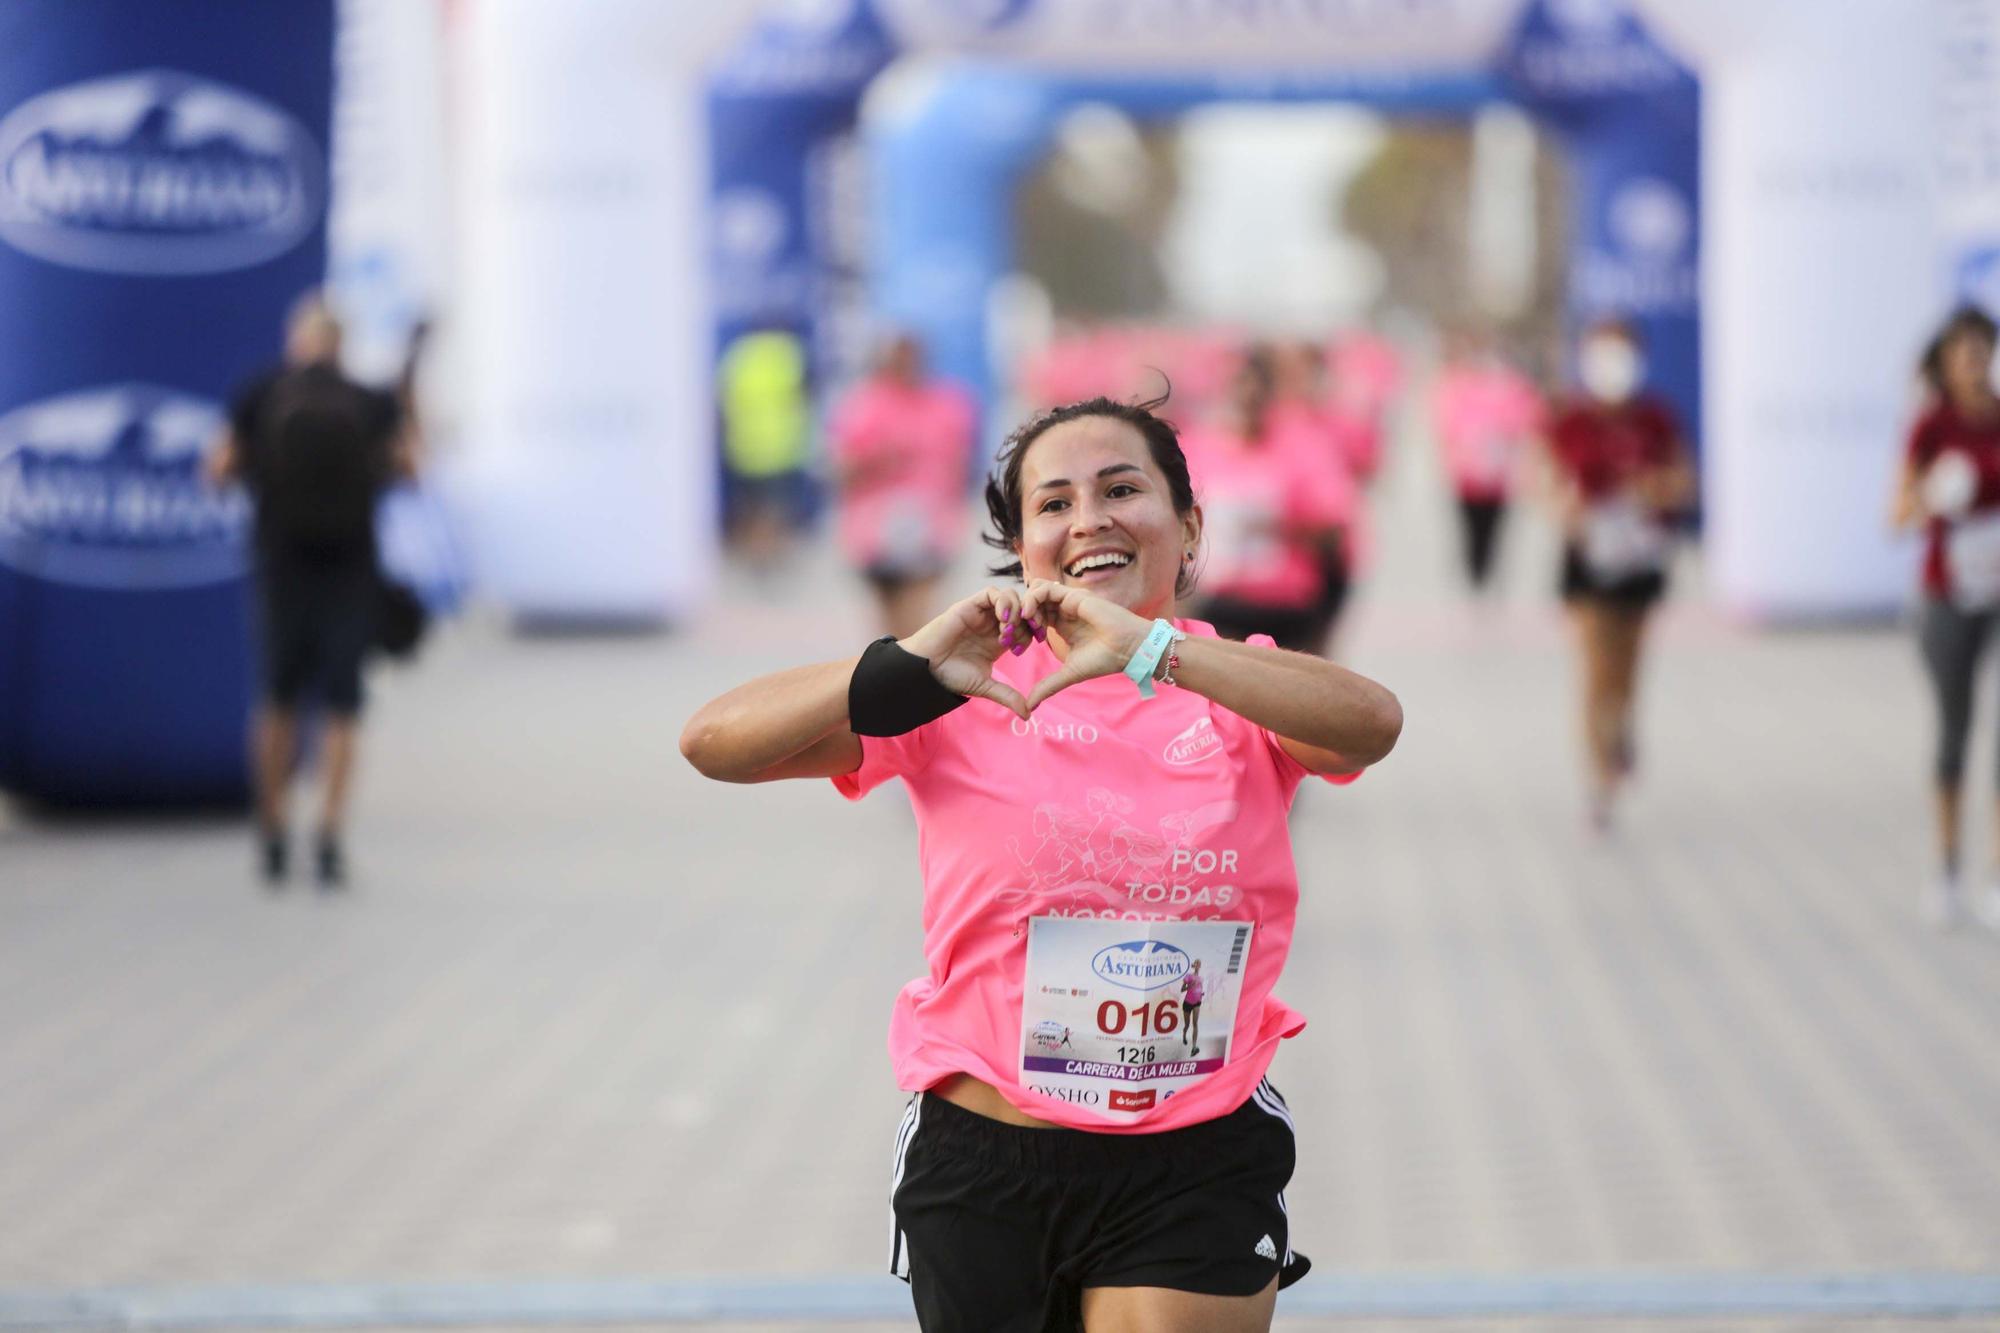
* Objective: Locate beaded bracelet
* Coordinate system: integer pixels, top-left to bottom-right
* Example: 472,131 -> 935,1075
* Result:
1152,629 -> 1187,687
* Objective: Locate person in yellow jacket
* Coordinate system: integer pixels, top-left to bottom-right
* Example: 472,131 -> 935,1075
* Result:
717,326 -> 811,574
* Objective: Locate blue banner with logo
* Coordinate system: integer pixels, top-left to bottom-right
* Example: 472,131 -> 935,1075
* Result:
706,0 -> 896,525
0,0 -> 335,803
1501,0 -> 1702,471
707,0 -> 894,352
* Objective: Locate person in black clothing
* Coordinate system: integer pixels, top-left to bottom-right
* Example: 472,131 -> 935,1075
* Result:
207,292 -> 414,887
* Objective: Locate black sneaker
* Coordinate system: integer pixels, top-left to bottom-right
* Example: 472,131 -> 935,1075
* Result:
260,830 -> 288,887
315,835 -> 346,890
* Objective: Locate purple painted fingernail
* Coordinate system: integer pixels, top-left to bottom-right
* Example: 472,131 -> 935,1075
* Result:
1000,606 -> 1012,621
1033,624 -> 1047,642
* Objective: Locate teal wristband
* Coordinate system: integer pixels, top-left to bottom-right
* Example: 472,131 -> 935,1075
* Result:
1122,619 -> 1177,700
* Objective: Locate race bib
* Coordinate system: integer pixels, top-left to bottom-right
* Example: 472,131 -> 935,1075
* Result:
1204,494 -> 1282,586
1581,498 -> 1670,581
1948,511 -> 2000,610
1471,429 -> 1512,485
1020,916 -> 1252,1124
877,495 -> 934,571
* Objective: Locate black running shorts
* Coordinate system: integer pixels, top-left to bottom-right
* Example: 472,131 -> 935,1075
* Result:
257,553 -> 377,715
888,1078 -> 1308,1332
1558,542 -> 1666,609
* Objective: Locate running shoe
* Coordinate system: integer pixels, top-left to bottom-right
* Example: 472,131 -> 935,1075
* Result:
315,835 -> 346,890
259,829 -> 288,887
1587,791 -> 1615,834
1925,874 -> 1967,930
1613,727 -> 1636,779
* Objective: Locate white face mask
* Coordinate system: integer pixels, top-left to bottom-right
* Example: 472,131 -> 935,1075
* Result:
1580,337 -> 1643,403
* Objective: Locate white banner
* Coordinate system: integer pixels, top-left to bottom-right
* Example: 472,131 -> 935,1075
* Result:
453,0 -> 758,621
1696,0 -> 1938,619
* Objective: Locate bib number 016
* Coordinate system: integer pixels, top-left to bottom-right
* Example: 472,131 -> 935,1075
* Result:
1096,997 -> 1181,1038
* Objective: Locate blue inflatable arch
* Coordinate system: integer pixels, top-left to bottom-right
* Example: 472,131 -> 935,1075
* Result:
710,0 -> 1699,459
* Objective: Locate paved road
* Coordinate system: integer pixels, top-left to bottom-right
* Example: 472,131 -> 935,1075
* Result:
5,425 -> 1998,1331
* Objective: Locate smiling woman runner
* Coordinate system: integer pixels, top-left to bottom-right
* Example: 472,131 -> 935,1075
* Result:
680,394 -> 1402,1333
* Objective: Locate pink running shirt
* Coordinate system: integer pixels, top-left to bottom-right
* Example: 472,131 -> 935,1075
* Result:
1432,363 -> 1544,500
827,376 -> 976,572
1180,972 -> 1206,1005
1327,332 -> 1403,482
834,620 -> 1359,1133
1183,425 -> 1355,610
1330,330 -> 1402,421
1266,399 -> 1375,573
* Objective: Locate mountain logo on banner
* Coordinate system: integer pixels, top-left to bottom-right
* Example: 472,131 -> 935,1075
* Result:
713,188 -> 791,267
0,385 -> 250,589
1608,178 -> 1691,262
1502,0 -> 1686,101
0,69 -> 325,275
1577,176 -> 1696,315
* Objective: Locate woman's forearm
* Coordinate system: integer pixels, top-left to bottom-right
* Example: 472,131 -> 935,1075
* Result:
1890,464 -> 1923,531
679,657 -> 857,781
1640,452 -> 1696,510
1170,636 -> 1401,765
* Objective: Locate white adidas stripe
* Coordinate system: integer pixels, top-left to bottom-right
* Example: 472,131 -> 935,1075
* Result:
886,1096 -> 923,1280
1250,1083 -> 1295,1137
1250,1081 -> 1296,1266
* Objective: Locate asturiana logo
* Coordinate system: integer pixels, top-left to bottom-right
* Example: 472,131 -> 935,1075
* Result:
0,69 -> 325,274
1164,717 -> 1224,766
0,384 -> 250,589
1090,940 -> 1191,992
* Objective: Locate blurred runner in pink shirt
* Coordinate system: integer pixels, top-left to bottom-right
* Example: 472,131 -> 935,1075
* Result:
1271,339 -> 1374,643
1327,327 -> 1404,485
1186,346 -> 1353,653
828,334 -> 977,638
1430,326 -> 1545,592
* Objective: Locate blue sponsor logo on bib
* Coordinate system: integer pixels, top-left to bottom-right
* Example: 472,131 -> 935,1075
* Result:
0,69 -> 325,274
1090,940 -> 1190,992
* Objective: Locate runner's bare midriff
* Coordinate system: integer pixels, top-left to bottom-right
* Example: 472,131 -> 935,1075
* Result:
933,1073 -> 1061,1128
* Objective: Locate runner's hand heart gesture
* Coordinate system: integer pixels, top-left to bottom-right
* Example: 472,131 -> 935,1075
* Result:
1016,579 -> 1153,712
897,587 -> 1036,720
